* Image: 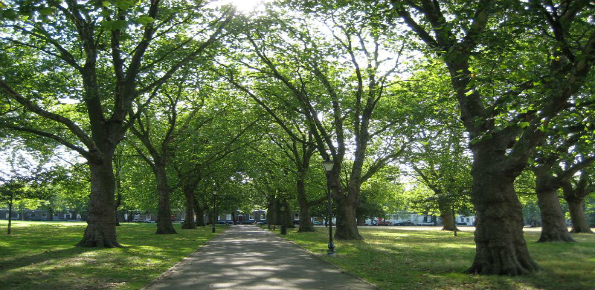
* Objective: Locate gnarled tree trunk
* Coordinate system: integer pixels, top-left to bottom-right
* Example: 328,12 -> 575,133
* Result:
566,198 -> 593,234
562,175 -> 594,234
536,186 -> 574,242
466,164 -> 539,275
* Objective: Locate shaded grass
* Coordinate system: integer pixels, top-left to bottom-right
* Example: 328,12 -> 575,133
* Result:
275,226 -> 595,290
0,220 -> 224,290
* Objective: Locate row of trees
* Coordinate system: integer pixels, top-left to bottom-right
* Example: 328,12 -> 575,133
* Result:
1,0 -> 594,276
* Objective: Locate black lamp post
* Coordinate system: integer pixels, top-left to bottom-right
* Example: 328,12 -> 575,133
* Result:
212,188 -> 217,233
322,159 -> 335,256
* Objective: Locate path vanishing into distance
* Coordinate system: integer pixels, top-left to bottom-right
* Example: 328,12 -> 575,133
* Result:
143,225 -> 378,290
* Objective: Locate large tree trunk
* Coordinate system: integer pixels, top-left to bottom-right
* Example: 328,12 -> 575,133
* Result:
182,185 -> 196,229
440,209 -> 459,232
297,176 -> 315,232
566,197 -> 593,234
283,200 -> 294,228
533,168 -> 574,242
334,192 -> 362,240
155,165 -> 176,234
48,207 -> 54,221
562,176 -> 594,234
536,187 -> 574,242
77,161 -> 121,248
196,206 -> 206,226
267,196 -> 276,230
466,164 -> 539,275
298,205 -> 314,232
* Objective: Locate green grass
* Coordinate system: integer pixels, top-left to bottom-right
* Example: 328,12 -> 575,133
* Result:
275,226 -> 595,290
0,220 -> 224,290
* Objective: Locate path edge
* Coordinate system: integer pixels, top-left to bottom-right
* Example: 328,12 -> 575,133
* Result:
138,227 -> 230,290
263,226 -> 381,290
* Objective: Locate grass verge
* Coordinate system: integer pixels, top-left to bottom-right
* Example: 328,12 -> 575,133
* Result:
0,220 -> 223,290
274,226 -> 595,290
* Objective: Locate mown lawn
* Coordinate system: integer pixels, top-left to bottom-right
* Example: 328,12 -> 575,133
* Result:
276,226 -> 595,290
0,221 -> 223,290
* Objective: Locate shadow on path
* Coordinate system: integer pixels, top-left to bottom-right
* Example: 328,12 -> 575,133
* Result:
143,225 -> 378,290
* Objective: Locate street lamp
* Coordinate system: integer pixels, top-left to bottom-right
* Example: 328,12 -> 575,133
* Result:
212,188 -> 217,233
322,159 -> 335,256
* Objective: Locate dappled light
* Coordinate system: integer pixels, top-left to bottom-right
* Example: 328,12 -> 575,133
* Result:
283,226 -> 595,289
145,225 -> 375,290
0,222 -> 219,289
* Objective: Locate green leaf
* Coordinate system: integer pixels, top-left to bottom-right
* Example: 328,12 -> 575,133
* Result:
136,16 -> 155,25
520,122 -> 530,128
113,0 -> 136,10
100,20 -> 128,31
40,8 -> 55,16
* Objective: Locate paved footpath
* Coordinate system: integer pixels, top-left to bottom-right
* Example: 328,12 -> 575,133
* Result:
143,225 -> 378,290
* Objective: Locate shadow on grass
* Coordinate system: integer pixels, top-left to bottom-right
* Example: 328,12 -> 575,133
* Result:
284,227 -> 595,290
0,222 -> 220,290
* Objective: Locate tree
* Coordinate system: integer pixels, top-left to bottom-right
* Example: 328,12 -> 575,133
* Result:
403,65 -> 472,231
530,127 -> 595,242
224,4 -> 415,240
0,178 -> 27,234
562,169 -> 595,233
0,1 -> 234,247
392,0 -> 595,275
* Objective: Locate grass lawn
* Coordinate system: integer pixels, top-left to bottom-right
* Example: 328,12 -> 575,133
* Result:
0,220 -> 223,290
275,226 -> 595,290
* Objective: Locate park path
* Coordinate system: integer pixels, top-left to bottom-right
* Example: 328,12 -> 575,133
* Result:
143,225 -> 378,290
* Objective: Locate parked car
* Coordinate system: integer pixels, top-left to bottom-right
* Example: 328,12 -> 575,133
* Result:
312,220 -> 322,225
377,220 -> 392,226
240,219 -> 255,224
394,221 -> 414,226
256,220 -> 267,225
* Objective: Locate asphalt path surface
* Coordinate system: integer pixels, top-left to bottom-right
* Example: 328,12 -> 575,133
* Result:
143,225 -> 378,290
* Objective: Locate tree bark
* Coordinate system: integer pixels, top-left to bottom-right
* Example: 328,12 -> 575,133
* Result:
48,207 -> 54,221
182,185 -> 196,229
466,166 -> 539,275
155,164 -> 177,234
77,161 -> 121,247
440,209 -> 459,232
562,176 -> 594,234
334,191 -> 362,240
536,187 -> 574,242
195,201 -> 206,227
566,197 -> 593,234
297,177 -> 315,232
267,196 -> 276,229
283,200 -> 294,228
8,192 -> 13,235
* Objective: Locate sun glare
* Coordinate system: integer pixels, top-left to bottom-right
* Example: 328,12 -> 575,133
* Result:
220,0 -> 269,14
